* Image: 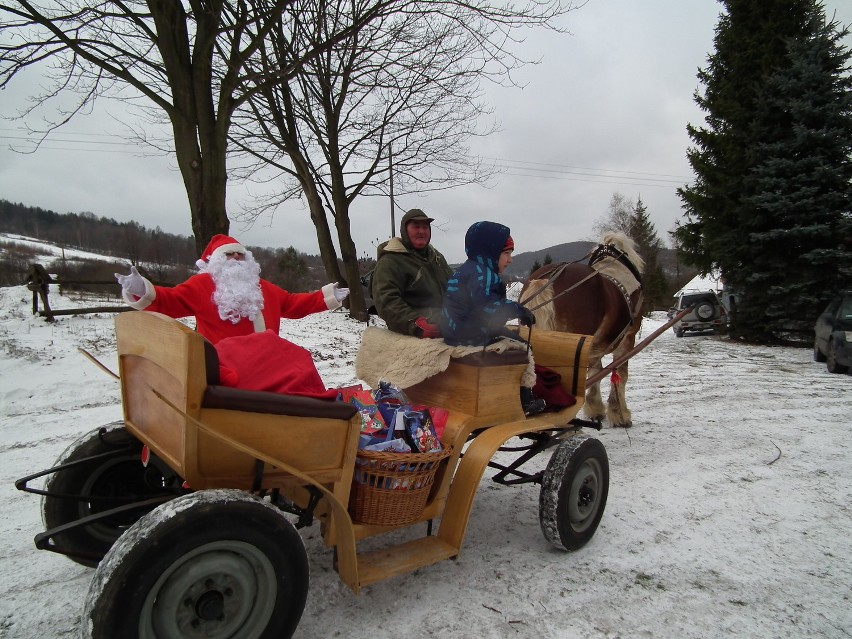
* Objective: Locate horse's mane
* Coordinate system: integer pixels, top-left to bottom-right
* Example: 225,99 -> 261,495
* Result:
600,232 -> 645,275
522,278 -> 556,329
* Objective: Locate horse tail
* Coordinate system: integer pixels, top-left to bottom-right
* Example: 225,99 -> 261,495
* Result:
601,232 -> 645,274
523,278 -> 556,329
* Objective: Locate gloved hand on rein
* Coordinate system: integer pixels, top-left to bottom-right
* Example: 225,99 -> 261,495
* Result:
332,283 -> 350,302
518,307 -> 536,327
115,265 -> 146,298
414,316 -> 441,339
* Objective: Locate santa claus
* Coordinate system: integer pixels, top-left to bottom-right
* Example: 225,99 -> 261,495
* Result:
115,234 -> 349,344
114,234 -> 349,398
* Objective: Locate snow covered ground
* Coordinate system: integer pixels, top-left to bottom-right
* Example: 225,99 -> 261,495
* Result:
1,277 -> 850,638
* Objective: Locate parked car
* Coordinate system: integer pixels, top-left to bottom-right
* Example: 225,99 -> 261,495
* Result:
668,290 -> 726,338
813,293 -> 852,374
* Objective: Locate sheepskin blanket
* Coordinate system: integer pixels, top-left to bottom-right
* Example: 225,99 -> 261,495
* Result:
355,327 -> 536,389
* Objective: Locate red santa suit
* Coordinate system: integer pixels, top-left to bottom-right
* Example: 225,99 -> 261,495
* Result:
120,235 -> 344,399
125,272 -> 337,344
122,234 -> 341,344
214,329 -> 339,399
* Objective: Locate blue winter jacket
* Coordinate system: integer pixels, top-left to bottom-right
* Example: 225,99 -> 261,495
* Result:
439,221 -> 528,346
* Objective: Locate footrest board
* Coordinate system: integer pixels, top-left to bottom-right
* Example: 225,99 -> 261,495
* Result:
356,536 -> 458,587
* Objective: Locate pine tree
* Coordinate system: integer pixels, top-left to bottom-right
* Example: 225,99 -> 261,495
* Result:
676,0 -> 852,342
630,198 -> 668,312
744,12 -> 852,340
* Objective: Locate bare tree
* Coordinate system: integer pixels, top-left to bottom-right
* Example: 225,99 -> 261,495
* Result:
0,0 -> 401,252
229,0 -> 574,318
592,192 -> 635,238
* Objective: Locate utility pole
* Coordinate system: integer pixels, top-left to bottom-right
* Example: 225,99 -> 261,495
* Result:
388,143 -> 395,237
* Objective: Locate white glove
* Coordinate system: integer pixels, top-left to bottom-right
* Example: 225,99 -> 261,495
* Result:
115,265 -> 146,298
333,283 -> 350,302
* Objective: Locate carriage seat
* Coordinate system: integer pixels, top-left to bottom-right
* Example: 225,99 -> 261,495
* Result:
202,386 -> 357,420
451,349 -> 530,367
199,340 -> 357,420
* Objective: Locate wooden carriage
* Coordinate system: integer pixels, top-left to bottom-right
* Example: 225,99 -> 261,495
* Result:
23,311 -> 606,638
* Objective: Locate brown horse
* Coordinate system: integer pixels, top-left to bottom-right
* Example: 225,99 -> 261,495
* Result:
520,233 -> 645,427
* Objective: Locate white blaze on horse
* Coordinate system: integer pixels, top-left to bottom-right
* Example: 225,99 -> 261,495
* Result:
520,233 -> 645,428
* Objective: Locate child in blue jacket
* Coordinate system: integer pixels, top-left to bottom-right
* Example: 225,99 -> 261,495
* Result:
440,221 -> 544,414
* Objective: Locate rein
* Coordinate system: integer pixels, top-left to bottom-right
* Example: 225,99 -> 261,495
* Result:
518,248 -> 596,311
522,268 -> 600,312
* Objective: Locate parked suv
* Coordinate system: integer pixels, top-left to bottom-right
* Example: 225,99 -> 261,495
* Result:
668,290 -> 726,337
813,292 -> 852,374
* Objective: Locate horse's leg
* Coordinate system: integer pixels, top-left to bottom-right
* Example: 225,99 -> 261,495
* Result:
606,325 -> 639,428
605,361 -> 631,428
584,352 -> 606,422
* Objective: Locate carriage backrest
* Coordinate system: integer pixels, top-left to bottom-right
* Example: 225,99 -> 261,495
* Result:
115,311 -> 208,479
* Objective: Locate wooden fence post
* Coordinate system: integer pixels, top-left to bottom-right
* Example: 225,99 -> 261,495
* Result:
25,263 -> 131,320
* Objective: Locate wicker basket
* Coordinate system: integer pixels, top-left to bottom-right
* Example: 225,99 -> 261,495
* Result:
349,448 -> 451,526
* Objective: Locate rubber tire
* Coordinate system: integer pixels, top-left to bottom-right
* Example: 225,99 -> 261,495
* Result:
674,327 -> 685,338
695,303 -> 714,321
827,341 -> 849,374
814,339 -> 826,362
539,435 -> 609,551
83,489 -> 308,639
42,424 -> 169,567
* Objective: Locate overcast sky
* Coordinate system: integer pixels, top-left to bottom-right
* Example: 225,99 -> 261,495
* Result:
2,0 -> 851,265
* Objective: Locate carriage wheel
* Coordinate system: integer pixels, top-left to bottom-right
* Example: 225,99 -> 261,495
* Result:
539,435 -> 609,551
813,338 -> 826,362
827,342 -> 849,374
83,489 -> 309,639
42,423 -> 172,567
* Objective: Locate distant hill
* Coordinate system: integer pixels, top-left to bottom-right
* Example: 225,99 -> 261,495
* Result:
503,241 -> 597,280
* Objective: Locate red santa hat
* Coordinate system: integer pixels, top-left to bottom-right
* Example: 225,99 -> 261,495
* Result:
196,234 -> 246,269
503,235 -> 514,252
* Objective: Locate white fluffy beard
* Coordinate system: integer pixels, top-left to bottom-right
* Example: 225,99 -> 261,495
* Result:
201,252 -> 264,324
